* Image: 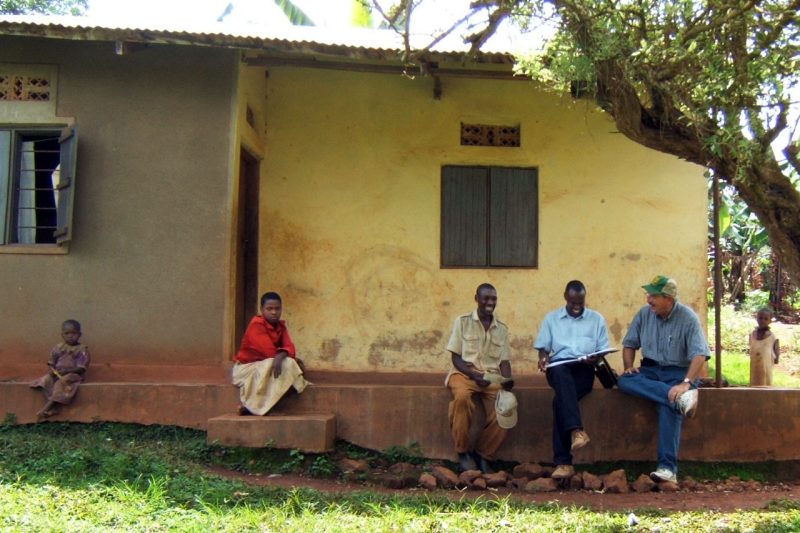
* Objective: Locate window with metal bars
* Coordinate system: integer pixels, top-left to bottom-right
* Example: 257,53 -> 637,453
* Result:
0,125 -> 78,246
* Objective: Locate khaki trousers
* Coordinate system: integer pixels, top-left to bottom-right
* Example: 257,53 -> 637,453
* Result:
232,358 -> 308,415
447,372 -> 507,459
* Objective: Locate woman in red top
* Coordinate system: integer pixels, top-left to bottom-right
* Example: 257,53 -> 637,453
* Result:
232,292 -> 308,415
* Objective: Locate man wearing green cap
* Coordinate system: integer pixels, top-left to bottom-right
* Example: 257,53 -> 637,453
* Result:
618,275 -> 709,484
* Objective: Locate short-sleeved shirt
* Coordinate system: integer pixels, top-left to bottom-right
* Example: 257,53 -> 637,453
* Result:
534,307 -> 610,363
445,310 -> 510,385
622,301 -> 709,367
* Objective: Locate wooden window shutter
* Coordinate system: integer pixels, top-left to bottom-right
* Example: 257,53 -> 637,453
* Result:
441,166 -> 488,266
489,167 -> 538,267
53,124 -> 78,244
0,130 -> 9,243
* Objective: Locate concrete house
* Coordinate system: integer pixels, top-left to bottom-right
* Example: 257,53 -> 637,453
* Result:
2,16 -> 787,463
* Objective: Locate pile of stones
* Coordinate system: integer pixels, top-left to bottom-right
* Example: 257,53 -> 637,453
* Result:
335,458 -> 783,494
337,458 -> 682,493
417,463 -> 679,493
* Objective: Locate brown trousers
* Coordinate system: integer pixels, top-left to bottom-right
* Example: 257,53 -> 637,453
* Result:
447,372 -> 507,459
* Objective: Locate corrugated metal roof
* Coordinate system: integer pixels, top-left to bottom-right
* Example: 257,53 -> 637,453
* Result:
0,14 -> 514,63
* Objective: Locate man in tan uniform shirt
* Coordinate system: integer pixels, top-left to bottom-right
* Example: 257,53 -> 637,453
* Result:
446,283 -> 514,472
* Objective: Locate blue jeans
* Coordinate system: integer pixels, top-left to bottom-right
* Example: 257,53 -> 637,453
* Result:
618,364 -> 695,474
546,362 -> 596,465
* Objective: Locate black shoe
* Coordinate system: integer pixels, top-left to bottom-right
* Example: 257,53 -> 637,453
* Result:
458,452 -> 478,472
474,453 -> 495,474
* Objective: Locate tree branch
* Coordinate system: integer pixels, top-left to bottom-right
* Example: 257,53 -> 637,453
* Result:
784,142 -> 800,176
761,100 -> 788,150
464,2 -> 516,57
682,0 -> 758,45
751,0 -> 800,56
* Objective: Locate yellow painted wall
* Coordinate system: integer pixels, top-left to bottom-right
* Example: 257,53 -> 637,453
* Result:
261,66 -> 708,375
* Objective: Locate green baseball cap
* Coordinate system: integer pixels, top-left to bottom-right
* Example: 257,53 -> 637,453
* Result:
642,275 -> 678,297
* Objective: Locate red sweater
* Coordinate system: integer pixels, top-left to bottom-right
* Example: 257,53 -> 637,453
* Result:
234,316 -> 296,364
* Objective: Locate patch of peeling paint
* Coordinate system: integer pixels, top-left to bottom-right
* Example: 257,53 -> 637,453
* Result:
608,319 -> 623,344
368,330 -> 443,367
319,338 -> 342,362
510,336 -> 534,352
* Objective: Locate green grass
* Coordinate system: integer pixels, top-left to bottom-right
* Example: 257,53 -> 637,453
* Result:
708,350 -> 799,387
2,423 -> 800,531
707,305 -> 800,387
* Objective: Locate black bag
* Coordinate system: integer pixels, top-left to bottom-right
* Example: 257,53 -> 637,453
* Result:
594,356 -> 618,389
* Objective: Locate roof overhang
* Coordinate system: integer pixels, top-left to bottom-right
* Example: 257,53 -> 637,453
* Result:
0,15 -> 519,70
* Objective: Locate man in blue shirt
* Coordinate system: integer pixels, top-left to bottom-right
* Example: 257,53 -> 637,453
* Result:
619,275 -> 709,484
534,280 -> 611,480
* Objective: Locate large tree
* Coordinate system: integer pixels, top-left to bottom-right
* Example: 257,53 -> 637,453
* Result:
0,0 -> 87,15
374,0 -> 800,286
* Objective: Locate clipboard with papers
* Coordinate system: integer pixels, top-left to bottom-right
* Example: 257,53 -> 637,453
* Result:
544,348 -> 620,369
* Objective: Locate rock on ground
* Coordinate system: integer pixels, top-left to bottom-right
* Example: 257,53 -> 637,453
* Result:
459,469 -> 483,485
337,458 -> 370,474
513,463 -> 545,480
419,473 -> 437,490
430,465 -> 460,489
511,477 -> 529,490
484,471 -> 509,488
470,477 -> 487,490
631,474 -> 657,493
602,469 -> 630,494
658,480 -> 680,492
525,477 -> 559,492
582,471 -> 603,491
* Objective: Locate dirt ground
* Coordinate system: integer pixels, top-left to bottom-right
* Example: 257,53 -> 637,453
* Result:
208,466 -> 800,513
773,322 -> 800,376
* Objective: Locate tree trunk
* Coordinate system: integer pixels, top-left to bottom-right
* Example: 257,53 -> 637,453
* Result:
718,158 -> 800,290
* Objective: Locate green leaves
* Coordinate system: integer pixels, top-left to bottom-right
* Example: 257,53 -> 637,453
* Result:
272,0 -> 314,26
719,200 -> 731,236
0,0 -> 87,15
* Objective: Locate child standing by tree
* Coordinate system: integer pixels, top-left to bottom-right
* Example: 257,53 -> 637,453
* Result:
30,319 -> 90,420
748,308 -> 780,386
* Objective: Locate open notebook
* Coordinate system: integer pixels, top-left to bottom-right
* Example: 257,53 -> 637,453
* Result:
545,348 -> 620,369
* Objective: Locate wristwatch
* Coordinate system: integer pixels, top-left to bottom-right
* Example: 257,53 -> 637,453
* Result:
683,377 -> 691,384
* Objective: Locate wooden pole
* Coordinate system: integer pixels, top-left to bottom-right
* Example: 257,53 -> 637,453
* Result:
712,172 -> 723,387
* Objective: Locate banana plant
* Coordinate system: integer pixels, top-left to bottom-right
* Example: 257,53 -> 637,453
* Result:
710,180 -> 771,305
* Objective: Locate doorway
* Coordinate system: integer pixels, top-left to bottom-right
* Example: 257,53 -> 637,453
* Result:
234,148 -> 260,347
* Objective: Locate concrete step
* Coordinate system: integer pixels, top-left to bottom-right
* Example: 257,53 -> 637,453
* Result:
207,413 -> 336,452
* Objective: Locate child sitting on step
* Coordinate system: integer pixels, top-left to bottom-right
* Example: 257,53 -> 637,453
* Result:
30,319 -> 91,420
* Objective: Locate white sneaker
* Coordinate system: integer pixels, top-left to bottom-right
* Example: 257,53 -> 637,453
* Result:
650,468 -> 677,483
676,388 -> 698,418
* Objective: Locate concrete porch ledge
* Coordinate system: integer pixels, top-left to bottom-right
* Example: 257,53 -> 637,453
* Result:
1,377 -> 798,464
207,414 -> 336,452
0,363 -> 233,384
